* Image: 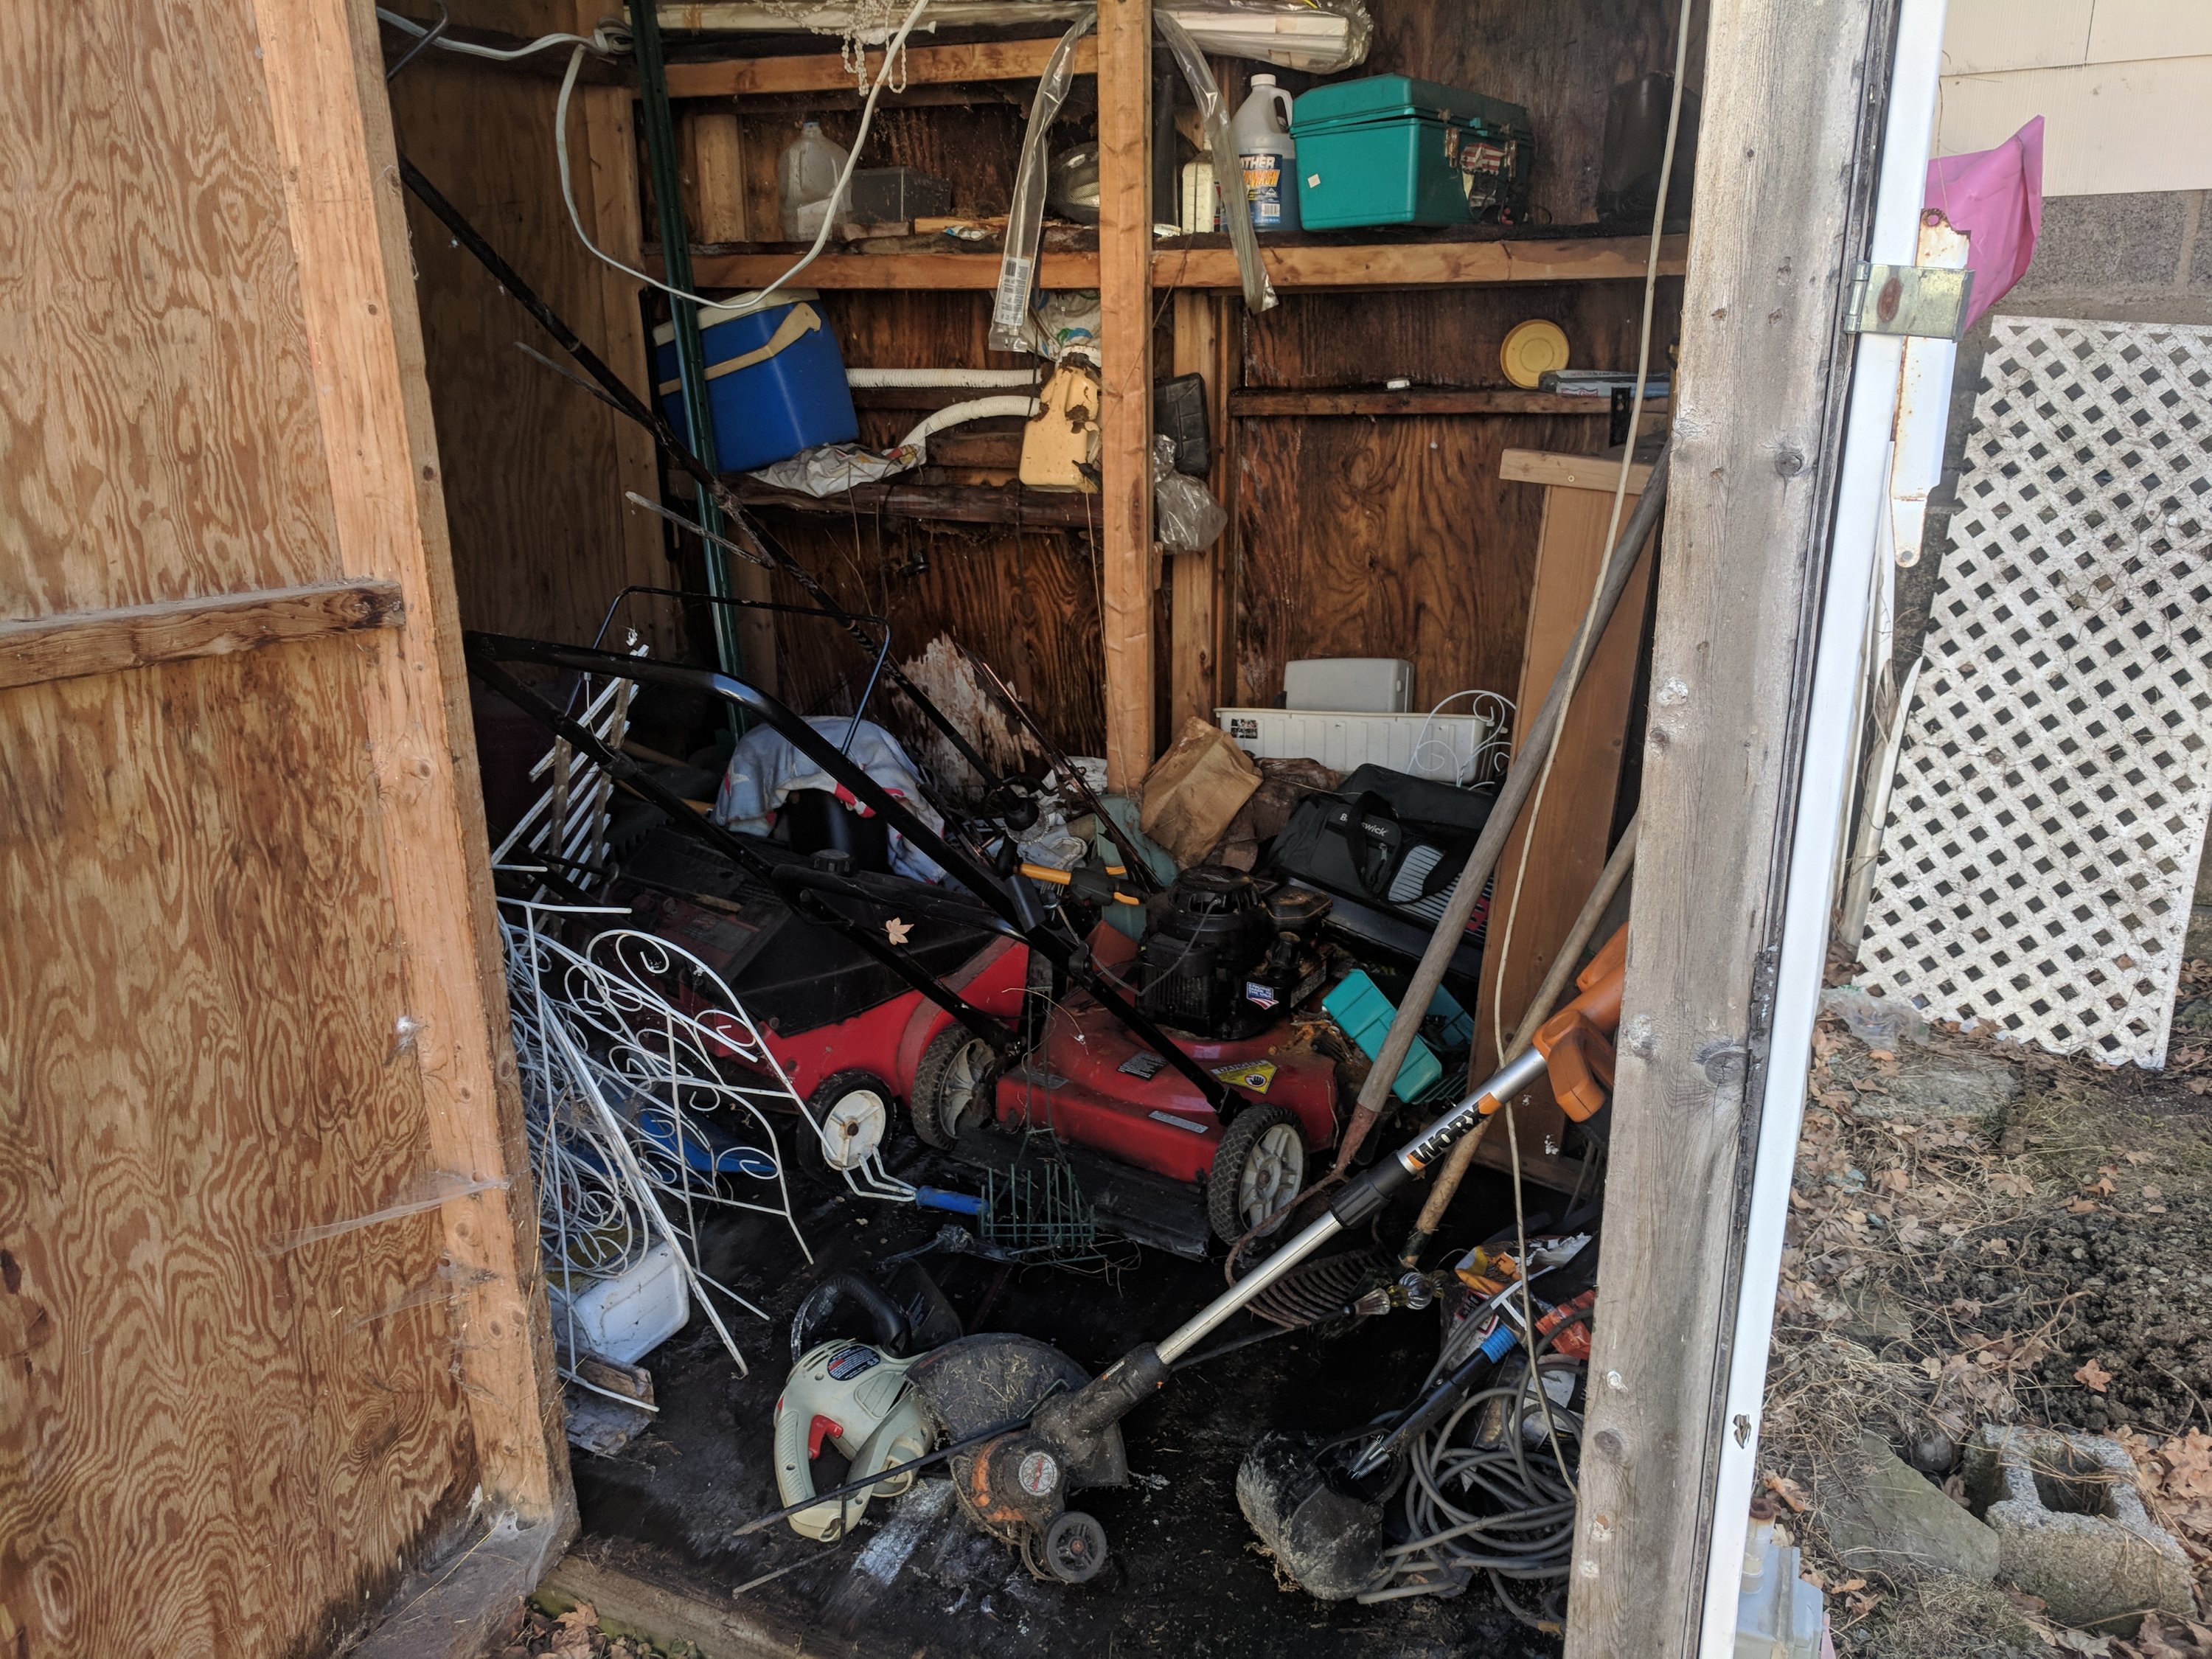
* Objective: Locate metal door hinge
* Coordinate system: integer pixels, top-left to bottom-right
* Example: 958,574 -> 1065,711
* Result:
1844,261 -> 1975,340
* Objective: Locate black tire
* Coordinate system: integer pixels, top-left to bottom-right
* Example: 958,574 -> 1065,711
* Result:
1207,1105 -> 1307,1245
1040,1510 -> 1109,1585
909,1027 -> 998,1151
804,1069 -> 894,1175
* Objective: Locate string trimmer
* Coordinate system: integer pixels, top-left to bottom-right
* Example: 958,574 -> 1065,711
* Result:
894,928 -> 1628,1581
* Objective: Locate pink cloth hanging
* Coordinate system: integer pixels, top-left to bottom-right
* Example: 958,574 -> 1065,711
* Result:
1925,116 -> 2045,327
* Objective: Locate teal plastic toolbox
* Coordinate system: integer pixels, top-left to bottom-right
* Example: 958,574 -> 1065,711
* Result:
1290,75 -> 1533,230
1321,970 -> 1475,1105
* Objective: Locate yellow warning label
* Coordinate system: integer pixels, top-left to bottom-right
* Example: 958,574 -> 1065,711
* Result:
1211,1060 -> 1276,1094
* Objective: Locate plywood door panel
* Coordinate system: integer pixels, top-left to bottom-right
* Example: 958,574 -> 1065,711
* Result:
0,649 -> 476,1659
1474,479 -> 1654,1118
0,3 -> 340,617
1231,414 -> 1587,712
0,1 -> 565,1653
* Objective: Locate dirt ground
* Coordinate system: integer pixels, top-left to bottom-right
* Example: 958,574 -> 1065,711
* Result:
1763,963 -> 2212,1658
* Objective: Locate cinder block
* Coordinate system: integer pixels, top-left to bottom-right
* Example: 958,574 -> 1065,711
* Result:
1964,1426 -> 2193,1635
2006,192 -> 2188,302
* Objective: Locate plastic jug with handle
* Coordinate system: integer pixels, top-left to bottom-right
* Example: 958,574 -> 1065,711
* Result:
779,119 -> 852,240
1230,74 -> 1298,233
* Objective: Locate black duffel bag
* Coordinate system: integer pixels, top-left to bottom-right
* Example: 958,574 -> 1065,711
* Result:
1266,765 -> 1498,981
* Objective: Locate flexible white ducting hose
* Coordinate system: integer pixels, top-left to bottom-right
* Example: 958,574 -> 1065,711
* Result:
847,368 -> 1044,389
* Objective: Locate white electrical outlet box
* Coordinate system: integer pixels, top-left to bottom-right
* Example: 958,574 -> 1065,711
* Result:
1282,658 -> 1413,714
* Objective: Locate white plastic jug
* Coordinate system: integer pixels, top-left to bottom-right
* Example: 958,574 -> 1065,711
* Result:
1230,74 -> 1298,233
779,120 -> 851,241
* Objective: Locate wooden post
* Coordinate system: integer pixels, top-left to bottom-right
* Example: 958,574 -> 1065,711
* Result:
1097,0 -> 1155,792
1563,0 -> 1892,1652
255,0 -> 571,1523
1167,289 -> 1231,731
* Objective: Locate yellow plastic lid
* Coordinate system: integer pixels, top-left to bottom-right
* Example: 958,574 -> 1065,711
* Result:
1500,319 -> 1570,389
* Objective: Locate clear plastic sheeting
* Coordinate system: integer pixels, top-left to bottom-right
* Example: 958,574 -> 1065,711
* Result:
992,9 -> 1275,352
990,13 -> 1096,353
1153,434 -> 1227,552
1156,7 -> 1274,318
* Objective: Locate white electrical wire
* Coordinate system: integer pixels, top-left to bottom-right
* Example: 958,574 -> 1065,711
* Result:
553,0 -> 935,320
377,7 -> 623,61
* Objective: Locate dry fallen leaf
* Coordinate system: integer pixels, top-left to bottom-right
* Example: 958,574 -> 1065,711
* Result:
2076,1358 -> 2115,1394
2067,1198 -> 2103,1214
1762,1472 -> 1811,1512
2142,1184 -> 2163,1200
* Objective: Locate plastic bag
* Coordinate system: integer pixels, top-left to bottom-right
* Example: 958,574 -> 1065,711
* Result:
1154,435 -> 1227,552
1820,984 -> 1926,1049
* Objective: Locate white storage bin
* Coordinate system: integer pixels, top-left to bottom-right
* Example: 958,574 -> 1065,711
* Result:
548,1238 -> 689,1365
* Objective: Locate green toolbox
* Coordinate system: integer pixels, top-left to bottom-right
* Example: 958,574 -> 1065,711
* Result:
1290,75 -> 1534,230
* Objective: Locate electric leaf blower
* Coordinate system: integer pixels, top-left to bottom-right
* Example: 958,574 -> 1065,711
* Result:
774,1340 -> 934,1541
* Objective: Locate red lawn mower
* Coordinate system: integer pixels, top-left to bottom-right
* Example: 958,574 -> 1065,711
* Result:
468,634 -> 1348,1249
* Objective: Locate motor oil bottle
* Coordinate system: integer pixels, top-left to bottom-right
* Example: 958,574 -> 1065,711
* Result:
1230,74 -> 1298,233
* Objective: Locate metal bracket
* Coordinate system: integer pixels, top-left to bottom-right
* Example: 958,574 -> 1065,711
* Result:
1845,261 -> 1975,340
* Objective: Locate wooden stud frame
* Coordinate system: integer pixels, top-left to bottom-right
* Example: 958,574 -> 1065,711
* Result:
1098,0 -> 1155,790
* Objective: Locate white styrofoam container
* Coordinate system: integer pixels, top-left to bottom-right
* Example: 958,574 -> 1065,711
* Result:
548,1238 -> 689,1365
1217,707 -> 1500,783
1281,657 -> 1413,714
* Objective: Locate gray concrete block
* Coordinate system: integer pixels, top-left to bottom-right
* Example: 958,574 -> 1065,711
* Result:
2009,192 -> 2189,303
1826,1430 -> 2001,1583
1824,1034 -> 2020,1124
1965,1426 -> 2193,1636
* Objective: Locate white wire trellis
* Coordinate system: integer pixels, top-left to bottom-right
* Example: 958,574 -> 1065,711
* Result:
490,638 -> 645,894
505,899 -> 770,1380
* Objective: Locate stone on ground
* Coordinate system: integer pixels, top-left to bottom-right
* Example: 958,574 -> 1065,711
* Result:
1824,1429 -> 2001,1583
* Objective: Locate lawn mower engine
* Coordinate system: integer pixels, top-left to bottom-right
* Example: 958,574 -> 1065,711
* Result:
1135,867 -> 1331,1040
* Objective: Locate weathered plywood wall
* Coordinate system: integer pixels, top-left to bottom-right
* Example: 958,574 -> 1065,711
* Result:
0,3 -> 564,1654
387,1 -> 672,651
1222,0 -> 1688,716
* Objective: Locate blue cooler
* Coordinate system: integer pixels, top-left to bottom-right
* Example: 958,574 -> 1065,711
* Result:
652,291 -> 858,474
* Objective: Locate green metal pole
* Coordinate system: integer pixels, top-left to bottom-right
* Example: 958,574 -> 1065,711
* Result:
628,1 -> 745,684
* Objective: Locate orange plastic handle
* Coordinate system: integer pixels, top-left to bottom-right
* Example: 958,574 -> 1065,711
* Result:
1531,924 -> 1628,1123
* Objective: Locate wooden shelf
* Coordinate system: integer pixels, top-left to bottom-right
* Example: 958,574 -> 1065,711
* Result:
676,232 -> 1686,293
664,35 -> 1088,97
734,479 -> 1097,527
1231,387 -> 1669,418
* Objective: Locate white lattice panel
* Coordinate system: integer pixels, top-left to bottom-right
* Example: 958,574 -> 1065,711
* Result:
1860,318 -> 2212,1066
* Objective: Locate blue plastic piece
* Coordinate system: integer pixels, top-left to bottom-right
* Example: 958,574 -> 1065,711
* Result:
1323,970 -> 1445,1103
914,1186 -> 984,1216
636,1105 -> 779,1180
1477,1320 -> 1517,1363
652,295 -> 859,474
